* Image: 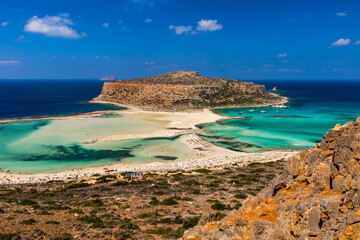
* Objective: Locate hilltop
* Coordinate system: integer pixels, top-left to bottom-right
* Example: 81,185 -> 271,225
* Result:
94,71 -> 286,110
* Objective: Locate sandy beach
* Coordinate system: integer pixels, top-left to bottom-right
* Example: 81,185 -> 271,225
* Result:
0,104 -> 297,184
0,132 -> 296,184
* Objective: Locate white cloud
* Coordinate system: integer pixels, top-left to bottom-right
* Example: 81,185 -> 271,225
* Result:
197,19 -> 222,31
283,60 -> 289,63
1,21 -> 10,27
145,18 -> 153,23
262,64 -> 274,68
354,40 -> 360,45
103,22 -> 109,28
0,60 -> 22,65
24,14 -> 81,39
332,38 -> 351,46
277,53 -> 287,58
16,35 -> 28,42
336,12 -> 347,17
169,25 -> 192,35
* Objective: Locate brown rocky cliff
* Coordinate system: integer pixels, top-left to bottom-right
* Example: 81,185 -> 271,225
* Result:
183,117 -> 360,240
94,71 -> 286,110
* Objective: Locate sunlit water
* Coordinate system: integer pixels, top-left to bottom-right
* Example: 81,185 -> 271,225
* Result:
1,79 -> 359,173
199,80 -> 360,152
0,115 -> 194,173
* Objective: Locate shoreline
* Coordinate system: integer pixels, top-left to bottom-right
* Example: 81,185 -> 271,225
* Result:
0,133 -> 297,185
0,98 -> 296,184
0,97 -> 288,124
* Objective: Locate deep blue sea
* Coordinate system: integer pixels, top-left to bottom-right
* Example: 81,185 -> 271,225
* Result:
0,80 -> 119,119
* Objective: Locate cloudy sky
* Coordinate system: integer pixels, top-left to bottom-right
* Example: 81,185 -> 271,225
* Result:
0,0 -> 359,79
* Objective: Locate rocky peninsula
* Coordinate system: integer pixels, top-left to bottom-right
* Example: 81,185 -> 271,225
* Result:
93,71 -> 287,111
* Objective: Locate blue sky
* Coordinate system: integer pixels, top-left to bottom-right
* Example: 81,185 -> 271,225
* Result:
0,0 -> 359,80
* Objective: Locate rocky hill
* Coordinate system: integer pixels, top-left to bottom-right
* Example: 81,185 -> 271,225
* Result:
184,117 -> 360,240
94,71 -> 286,110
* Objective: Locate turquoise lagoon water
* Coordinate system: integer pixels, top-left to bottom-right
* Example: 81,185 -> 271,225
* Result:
0,80 -> 194,173
0,116 -> 194,173
200,80 -> 360,152
1,79 -> 360,173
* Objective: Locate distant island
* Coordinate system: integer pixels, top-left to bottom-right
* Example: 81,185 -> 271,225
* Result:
100,76 -> 117,81
93,71 -> 287,110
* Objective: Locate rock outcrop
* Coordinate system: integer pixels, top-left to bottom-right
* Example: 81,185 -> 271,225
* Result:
94,71 -> 286,110
183,117 -> 360,240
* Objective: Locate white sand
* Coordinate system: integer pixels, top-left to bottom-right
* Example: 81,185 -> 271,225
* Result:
0,103 -> 297,184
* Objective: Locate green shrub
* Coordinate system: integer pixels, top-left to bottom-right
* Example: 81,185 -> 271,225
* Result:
211,201 -> 226,211
19,199 -> 37,206
209,212 -> 226,221
181,197 -> 194,201
119,218 -> 139,230
174,215 -> 184,224
64,182 -> 90,190
234,193 -> 247,199
0,233 -> 20,240
182,216 -> 201,229
149,197 -> 159,206
46,220 -> 60,225
250,168 -> 266,173
183,179 -> 200,186
96,175 -> 117,183
36,210 -> 53,215
193,169 -> 211,173
137,212 -> 152,218
144,227 -> 184,239
191,189 -> 201,195
76,215 -> 104,228
115,231 -> 131,240
84,199 -> 104,208
111,181 -> 129,186
51,234 -> 74,240
158,218 -> 172,224
161,198 -> 179,206
21,219 -> 37,225
68,209 -> 84,214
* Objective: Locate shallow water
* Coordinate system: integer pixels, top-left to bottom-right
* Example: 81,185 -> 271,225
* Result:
0,115 -> 194,173
200,80 -> 360,152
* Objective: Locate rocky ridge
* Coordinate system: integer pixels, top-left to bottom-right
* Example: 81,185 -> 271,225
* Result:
183,117 -> 360,240
94,71 -> 286,110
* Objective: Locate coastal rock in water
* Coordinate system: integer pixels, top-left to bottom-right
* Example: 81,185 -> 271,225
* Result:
94,71 -> 286,110
183,117 -> 360,240
100,76 -> 117,81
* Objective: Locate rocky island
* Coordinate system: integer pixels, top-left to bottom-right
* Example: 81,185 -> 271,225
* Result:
94,71 -> 287,110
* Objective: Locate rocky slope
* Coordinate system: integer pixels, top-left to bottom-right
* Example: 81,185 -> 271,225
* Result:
183,117 -> 360,240
94,71 -> 286,110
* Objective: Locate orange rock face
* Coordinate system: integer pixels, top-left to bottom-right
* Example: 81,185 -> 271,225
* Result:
183,117 -> 360,240
94,71 -> 286,110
